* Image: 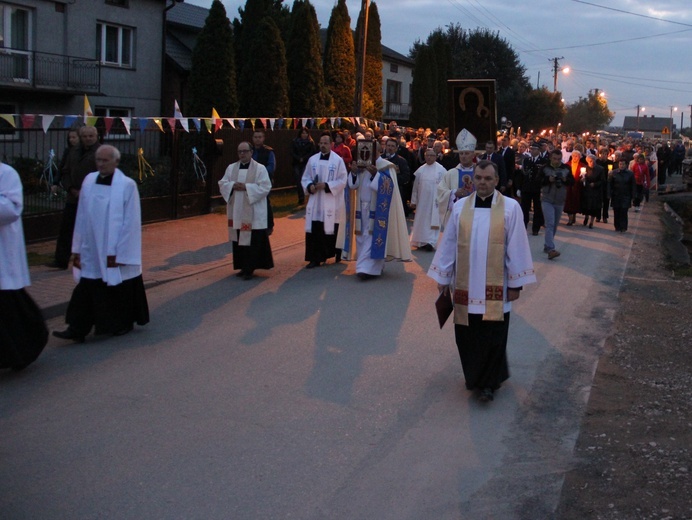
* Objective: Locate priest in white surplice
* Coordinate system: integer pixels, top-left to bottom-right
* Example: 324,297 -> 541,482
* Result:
219,141 -> 274,280
302,133 -> 348,268
428,160 -> 536,403
437,129 -> 477,231
53,145 -> 149,343
410,148 -> 446,251
342,156 -> 411,279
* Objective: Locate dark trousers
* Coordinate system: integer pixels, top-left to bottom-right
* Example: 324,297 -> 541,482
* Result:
520,191 -> 544,232
601,196 -> 610,221
454,312 -> 511,391
305,221 -> 339,263
293,164 -> 306,204
54,202 -> 78,268
613,207 -> 629,231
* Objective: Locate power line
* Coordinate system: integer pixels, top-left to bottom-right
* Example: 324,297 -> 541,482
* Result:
568,0 -> 692,27
523,28 -> 692,52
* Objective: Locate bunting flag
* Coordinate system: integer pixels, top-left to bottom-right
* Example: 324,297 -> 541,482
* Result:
0,114 -> 16,127
204,119 -> 213,132
191,118 -> 201,132
249,118 -> 256,130
122,117 -> 131,135
103,117 -> 114,135
153,118 -> 164,132
166,118 -> 177,131
21,115 -> 35,128
336,117 -> 341,127
330,118 -> 336,127
266,118 -> 272,130
238,119 -> 245,131
277,118 -> 284,129
63,115 -> 77,128
211,108 -> 222,132
179,118 -> 189,133
41,115 -> 55,133
285,118 -> 292,129
319,118 -> 328,127
226,118 -> 235,129
86,116 -> 98,127
137,117 -> 149,133
174,100 -> 183,119
83,95 -> 93,123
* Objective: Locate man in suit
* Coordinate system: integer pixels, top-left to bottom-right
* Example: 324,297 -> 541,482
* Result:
481,140 -> 507,192
382,137 -> 411,214
499,136 -> 515,194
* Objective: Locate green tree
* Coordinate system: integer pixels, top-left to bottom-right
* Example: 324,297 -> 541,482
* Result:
286,0 -> 326,116
240,16 -> 289,116
323,0 -> 355,115
187,0 -> 237,117
355,1 -> 382,120
409,45 -> 438,129
518,87 -> 565,133
233,0 -> 290,114
563,90 -> 614,133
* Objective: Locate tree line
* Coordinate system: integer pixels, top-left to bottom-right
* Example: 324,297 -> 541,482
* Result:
187,0 -> 382,121
188,1 -> 613,133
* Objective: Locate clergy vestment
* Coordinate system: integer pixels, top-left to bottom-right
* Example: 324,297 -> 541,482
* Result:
64,169 -> 149,336
437,165 -> 475,231
302,151 -> 348,264
0,163 -> 48,369
428,191 -> 536,392
218,159 -> 274,275
410,161 -> 446,248
341,157 -> 411,276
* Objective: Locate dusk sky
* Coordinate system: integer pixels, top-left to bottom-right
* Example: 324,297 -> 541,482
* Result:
186,0 -> 692,129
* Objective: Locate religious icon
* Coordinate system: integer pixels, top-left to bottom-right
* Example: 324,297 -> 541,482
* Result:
356,139 -> 375,168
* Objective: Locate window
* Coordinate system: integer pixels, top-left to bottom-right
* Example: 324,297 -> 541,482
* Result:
96,22 -> 133,67
0,4 -> 32,81
95,106 -> 132,140
390,63 -> 398,73
386,80 -> 401,104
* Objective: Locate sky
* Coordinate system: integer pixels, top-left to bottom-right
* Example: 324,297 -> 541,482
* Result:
185,0 -> 692,129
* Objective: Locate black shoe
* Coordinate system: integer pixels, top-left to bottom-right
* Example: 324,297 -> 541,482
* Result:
235,270 -> 245,277
305,261 -> 320,269
335,252 -> 342,263
357,272 -> 376,280
531,231 -> 539,236
478,388 -> 494,402
242,270 -> 254,280
52,328 -> 85,343
113,325 -> 133,337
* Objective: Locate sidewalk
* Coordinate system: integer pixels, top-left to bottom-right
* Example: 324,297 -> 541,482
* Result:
26,210 -> 307,319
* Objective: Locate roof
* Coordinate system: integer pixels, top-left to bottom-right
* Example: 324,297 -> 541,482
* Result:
167,2 -> 210,29
622,116 -> 676,132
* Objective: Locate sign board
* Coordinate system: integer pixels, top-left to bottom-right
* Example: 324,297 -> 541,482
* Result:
448,79 -> 497,150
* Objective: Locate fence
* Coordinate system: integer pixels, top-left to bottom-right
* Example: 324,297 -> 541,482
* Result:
1,123 -> 335,241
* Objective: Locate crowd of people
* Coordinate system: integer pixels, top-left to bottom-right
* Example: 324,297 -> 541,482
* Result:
3,119 -> 688,399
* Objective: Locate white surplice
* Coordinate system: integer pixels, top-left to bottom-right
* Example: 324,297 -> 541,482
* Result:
436,165 -> 475,231
428,191 -> 536,314
410,162 -> 446,248
72,169 -> 142,286
0,163 -> 30,290
302,151 -> 347,234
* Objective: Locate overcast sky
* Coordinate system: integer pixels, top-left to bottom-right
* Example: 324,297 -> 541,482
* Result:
186,0 -> 692,129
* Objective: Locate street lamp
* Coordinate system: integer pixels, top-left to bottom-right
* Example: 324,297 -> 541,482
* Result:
669,106 -> 678,138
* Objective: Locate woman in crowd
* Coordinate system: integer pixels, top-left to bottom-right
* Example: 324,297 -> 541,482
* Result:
291,128 -> 316,205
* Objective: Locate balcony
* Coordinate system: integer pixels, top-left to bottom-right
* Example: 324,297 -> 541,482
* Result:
384,102 -> 411,121
0,48 -> 100,93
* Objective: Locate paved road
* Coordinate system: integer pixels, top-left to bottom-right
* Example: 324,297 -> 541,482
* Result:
0,207 -> 651,519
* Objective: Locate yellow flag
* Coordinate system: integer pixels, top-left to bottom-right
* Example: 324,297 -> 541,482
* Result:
83,95 -> 93,122
0,114 -> 16,127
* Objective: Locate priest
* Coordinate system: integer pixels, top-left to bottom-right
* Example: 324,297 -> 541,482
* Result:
301,133 -> 348,268
428,160 -> 536,402
53,145 -> 149,343
342,155 -> 411,280
410,148 -> 446,251
437,129 -> 477,231
219,141 -> 274,280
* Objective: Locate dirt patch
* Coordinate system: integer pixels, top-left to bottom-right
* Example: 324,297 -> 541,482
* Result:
556,197 -> 692,519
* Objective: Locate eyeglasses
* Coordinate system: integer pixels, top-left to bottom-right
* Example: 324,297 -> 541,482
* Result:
238,149 -> 252,153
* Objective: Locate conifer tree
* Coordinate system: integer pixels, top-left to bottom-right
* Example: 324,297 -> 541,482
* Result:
240,16 -> 289,116
409,45 -> 438,129
323,0 -> 355,116
286,0 -> 326,117
355,1 -> 382,120
187,0 -> 237,117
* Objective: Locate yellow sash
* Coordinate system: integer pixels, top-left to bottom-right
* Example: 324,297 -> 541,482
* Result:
454,192 -> 505,325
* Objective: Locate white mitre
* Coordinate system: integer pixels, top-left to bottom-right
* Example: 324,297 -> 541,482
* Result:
455,129 -> 477,151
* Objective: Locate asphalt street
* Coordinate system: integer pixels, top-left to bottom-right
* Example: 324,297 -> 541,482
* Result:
0,208 -> 649,519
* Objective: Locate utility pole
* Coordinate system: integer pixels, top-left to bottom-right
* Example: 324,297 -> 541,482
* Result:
551,56 -> 564,92
636,105 -> 644,131
353,0 -> 370,117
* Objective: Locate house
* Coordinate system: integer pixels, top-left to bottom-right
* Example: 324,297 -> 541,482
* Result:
0,0 -> 166,121
622,115 -> 676,140
164,2 -> 415,122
